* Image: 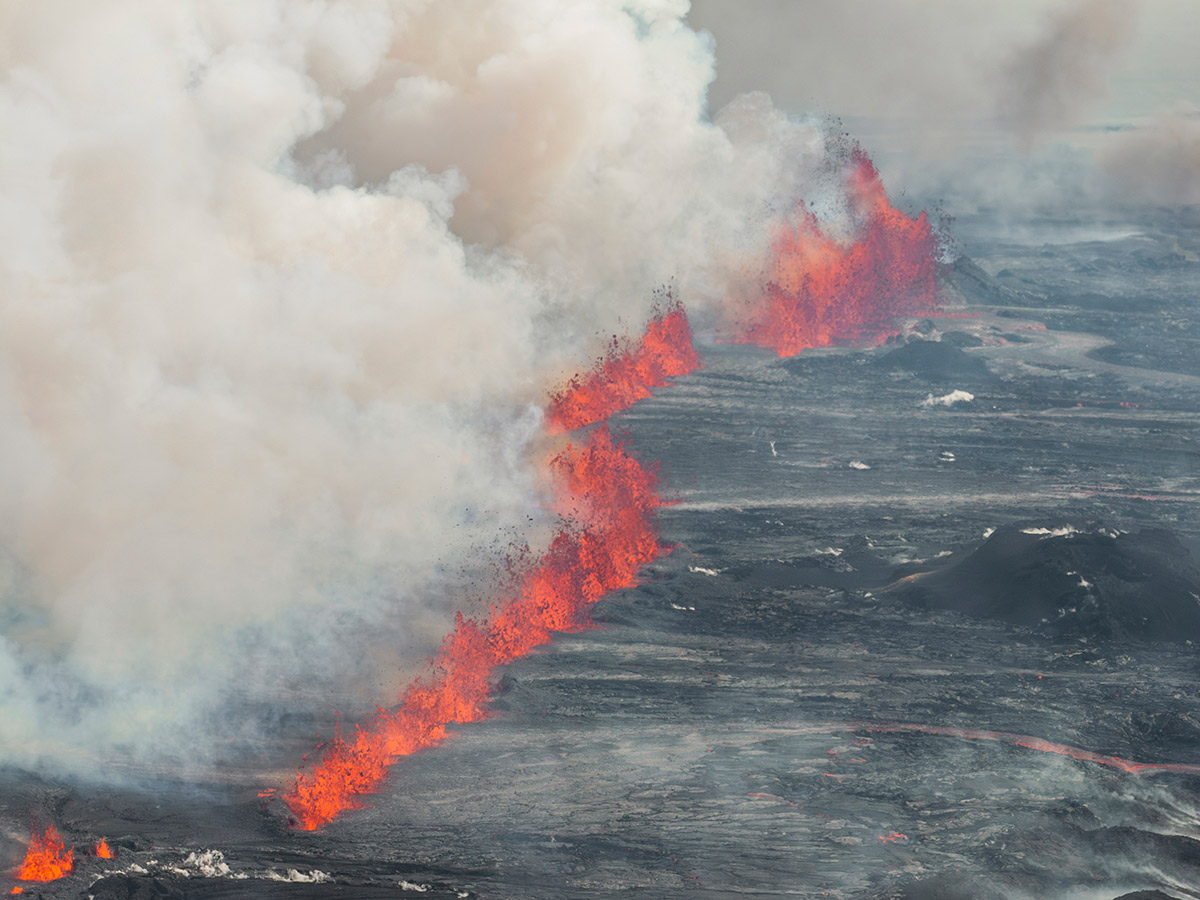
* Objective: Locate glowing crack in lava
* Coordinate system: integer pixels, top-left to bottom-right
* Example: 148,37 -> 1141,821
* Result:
13,826 -> 73,887
869,724 -> 1200,776
546,302 -> 700,432
285,315 -> 697,830
735,148 -> 939,357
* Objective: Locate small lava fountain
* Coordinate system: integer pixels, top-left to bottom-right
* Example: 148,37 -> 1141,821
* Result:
12,826 -> 73,891
734,148 -> 940,357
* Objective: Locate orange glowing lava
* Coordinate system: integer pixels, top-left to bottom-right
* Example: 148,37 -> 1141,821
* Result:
285,303 -> 701,830
285,428 -> 667,829
546,302 -> 699,432
94,839 -> 114,859
735,148 -> 939,357
14,826 -> 73,883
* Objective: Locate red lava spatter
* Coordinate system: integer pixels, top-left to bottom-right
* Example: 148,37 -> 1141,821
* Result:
546,302 -> 699,433
735,148 -> 940,357
11,826 -> 73,891
869,723 -> 1200,776
284,312 -> 699,831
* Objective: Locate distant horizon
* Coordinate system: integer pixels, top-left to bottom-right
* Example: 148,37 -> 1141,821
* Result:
688,0 -> 1200,128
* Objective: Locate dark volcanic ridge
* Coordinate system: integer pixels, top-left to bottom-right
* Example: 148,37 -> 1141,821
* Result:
887,523 -> 1200,642
873,336 -> 994,382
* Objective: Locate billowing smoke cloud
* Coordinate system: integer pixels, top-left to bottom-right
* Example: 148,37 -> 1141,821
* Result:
688,1 -> 1135,139
998,0 -> 1135,145
0,0 -> 833,776
689,0 -> 1187,219
1099,105 -> 1200,205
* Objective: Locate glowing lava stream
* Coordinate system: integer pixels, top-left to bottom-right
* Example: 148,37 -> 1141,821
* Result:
735,148 -> 940,357
866,724 -> 1200,776
546,300 -> 700,433
284,149 -> 943,830
284,309 -> 699,831
12,826 -> 73,889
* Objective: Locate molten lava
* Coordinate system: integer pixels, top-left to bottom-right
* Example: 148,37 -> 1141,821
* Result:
286,427 -> 668,829
546,302 -> 699,432
736,148 -> 939,357
94,839 -> 115,859
14,826 -> 73,883
285,303 -> 701,830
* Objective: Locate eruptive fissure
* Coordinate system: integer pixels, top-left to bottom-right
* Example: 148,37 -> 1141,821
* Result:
284,312 -> 697,831
12,826 -> 73,888
283,154 -> 947,831
734,149 -> 940,357
546,301 -> 700,432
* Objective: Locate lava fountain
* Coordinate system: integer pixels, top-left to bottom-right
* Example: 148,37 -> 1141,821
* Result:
12,826 -> 73,889
734,147 -> 940,357
546,300 -> 700,432
284,311 -> 698,830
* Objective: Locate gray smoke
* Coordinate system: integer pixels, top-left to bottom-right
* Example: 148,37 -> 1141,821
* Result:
0,0 -> 840,777
689,1 -> 1191,219
998,0 -> 1135,145
1099,105 -> 1200,206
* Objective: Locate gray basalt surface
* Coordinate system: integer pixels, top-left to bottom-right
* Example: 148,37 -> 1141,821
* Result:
5,208 -> 1200,900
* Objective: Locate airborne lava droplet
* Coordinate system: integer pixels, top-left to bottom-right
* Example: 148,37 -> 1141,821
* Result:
735,148 -> 940,357
14,825 -> 73,883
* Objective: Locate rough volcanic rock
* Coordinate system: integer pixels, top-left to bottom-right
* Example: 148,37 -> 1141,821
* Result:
940,330 -> 985,348
89,876 -> 187,900
937,254 -> 1037,307
889,524 -> 1200,641
874,338 -> 992,382
872,875 -> 1008,900
727,534 -> 897,591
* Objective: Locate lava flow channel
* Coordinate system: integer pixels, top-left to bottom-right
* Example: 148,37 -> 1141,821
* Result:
12,826 -> 73,890
284,315 -> 697,831
546,301 -> 699,433
735,147 -> 940,357
869,724 -> 1200,776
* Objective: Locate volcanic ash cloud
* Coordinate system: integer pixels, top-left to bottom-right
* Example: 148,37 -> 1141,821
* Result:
0,1 -> 835,774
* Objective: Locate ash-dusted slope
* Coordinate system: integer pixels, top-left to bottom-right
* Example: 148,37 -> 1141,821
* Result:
890,524 -> 1200,641
873,336 -> 994,383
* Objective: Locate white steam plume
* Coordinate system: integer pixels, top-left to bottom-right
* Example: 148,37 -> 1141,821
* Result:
0,0 -> 827,776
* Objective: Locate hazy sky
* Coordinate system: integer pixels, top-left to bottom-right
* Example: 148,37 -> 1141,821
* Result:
688,1 -> 1200,209
687,0 -> 1200,126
